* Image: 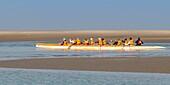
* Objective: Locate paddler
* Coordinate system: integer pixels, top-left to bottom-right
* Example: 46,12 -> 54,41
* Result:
116,39 -> 121,46
109,40 -> 114,46
67,38 -> 77,49
113,40 -> 118,46
83,39 -> 89,45
69,38 -> 77,45
76,38 -> 81,45
89,38 -> 95,45
69,39 -> 73,44
135,37 -> 144,46
128,37 -> 134,46
102,38 -> 107,45
98,38 -> 103,46
61,38 -> 67,45
123,38 -> 129,46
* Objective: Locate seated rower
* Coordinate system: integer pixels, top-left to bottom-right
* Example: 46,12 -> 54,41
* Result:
97,38 -> 103,46
102,38 -> 107,45
69,39 -> 77,45
123,38 -> 129,46
116,39 -> 121,46
83,39 -> 89,45
89,38 -> 95,45
109,40 -> 114,46
128,37 -> 134,46
113,40 -> 117,46
61,38 -> 67,46
76,38 -> 81,45
69,39 -> 73,44
135,37 -> 144,46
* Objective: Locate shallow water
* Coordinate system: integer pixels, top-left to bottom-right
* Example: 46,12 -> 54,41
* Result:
0,68 -> 170,85
0,41 -> 170,84
0,41 -> 170,60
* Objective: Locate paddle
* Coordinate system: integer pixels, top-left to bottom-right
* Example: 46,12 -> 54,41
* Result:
68,44 -> 73,49
122,45 -> 124,50
68,43 -> 77,49
122,44 -> 131,50
68,39 -> 75,49
99,45 -> 101,50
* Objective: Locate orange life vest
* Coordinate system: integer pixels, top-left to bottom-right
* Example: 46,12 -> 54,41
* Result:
98,40 -> 103,46
62,40 -> 67,46
83,40 -> 89,45
77,40 -> 81,45
73,39 -> 77,44
90,40 -> 94,45
129,40 -> 133,45
103,40 -> 107,45
117,40 -> 121,46
123,40 -> 129,46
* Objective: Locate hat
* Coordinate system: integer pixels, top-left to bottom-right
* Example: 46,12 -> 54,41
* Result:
138,37 -> 140,40
63,38 -> 66,40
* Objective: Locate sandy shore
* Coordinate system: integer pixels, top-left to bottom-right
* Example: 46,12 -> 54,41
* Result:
0,30 -> 170,42
0,57 -> 170,73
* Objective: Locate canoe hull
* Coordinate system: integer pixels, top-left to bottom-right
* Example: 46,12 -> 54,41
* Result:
36,43 -> 165,50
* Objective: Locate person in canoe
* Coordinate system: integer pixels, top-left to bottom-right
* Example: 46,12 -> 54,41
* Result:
128,37 -> 134,46
69,39 -> 77,45
102,38 -> 107,45
116,38 -> 122,46
122,38 -> 129,46
96,38 -> 103,46
61,38 -> 67,45
76,38 -> 81,45
83,39 -> 89,45
135,37 -> 144,46
113,39 -> 122,46
112,40 -> 118,46
89,38 -> 95,45
109,40 -> 114,46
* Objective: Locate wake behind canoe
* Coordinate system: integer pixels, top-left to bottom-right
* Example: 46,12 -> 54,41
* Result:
36,43 -> 165,50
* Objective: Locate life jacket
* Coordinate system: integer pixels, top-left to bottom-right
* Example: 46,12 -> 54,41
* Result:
117,40 -> 121,46
103,40 -> 107,45
98,40 -> 103,46
125,40 -> 128,44
84,40 -> 89,45
77,40 -> 81,45
62,40 -> 67,46
129,40 -> 134,45
72,39 -> 77,44
137,40 -> 142,45
90,40 -> 94,45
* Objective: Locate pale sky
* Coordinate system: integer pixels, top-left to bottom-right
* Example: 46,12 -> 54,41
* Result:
0,0 -> 170,30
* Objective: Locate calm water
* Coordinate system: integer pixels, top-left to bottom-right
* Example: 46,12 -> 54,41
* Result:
0,41 -> 170,85
0,41 -> 170,60
0,68 -> 170,85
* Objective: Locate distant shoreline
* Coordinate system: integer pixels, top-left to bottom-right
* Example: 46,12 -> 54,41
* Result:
0,30 -> 170,42
0,57 -> 170,73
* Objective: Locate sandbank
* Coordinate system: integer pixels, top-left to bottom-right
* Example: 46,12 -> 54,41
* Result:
0,30 -> 170,42
0,57 -> 170,73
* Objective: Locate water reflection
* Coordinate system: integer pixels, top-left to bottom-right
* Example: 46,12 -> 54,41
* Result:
36,47 -> 141,52
0,42 -> 170,60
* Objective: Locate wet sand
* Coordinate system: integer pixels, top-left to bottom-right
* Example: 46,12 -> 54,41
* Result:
0,30 -> 170,42
0,30 -> 170,73
0,57 -> 170,73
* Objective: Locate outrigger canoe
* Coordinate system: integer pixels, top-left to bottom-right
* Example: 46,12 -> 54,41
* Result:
36,43 -> 166,50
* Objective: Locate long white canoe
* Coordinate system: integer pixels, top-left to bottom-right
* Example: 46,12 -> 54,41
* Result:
36,43 -> 166,50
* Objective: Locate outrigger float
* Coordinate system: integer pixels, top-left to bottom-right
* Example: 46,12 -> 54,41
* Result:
36,43 -> 166,50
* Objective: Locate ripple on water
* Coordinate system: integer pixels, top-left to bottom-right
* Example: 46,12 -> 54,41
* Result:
0,42 -> 170,60
0,68 -> 170,85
